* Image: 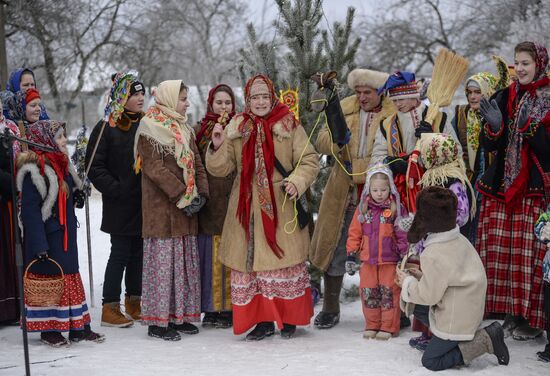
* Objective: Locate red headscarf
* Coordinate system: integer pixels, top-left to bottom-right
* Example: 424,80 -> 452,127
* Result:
236,75 -> 295,259
25,120 -> 70,250
195,84 -> 236,152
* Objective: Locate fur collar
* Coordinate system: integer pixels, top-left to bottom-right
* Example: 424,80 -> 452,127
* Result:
226,114 -> 295,142
423,226 -> 461,247
16,163 -> 59,221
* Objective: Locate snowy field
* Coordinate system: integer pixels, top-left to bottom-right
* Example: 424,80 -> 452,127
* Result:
0,192 -> 548,376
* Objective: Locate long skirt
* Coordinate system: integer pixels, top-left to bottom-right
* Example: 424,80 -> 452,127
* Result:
231,262 -> 313,335
476,195 -> 547,329
0,200 -> 18,322
25,272 -> 91,332
141,236 -> 200,327
198,234 -> 232,312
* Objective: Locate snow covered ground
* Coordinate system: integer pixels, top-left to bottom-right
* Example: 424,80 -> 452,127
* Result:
0,192 -> 548,375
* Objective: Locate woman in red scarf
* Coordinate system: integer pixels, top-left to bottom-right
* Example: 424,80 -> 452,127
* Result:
195,84 -> 236,328
477,41 -> 550,340
207,75 -> 319,340
17,115 -> 104,347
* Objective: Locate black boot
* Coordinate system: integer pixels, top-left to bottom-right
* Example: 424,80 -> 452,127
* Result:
202,312 -> 218,328
314,273 -> 342,329
400,314 -> 411,329
215,311 -> 233,329
40,331 -> 70,347
281,324 -> 296,339
169,322 -> 199,335
245,322 -> 275,341
484,322 -> 510,365
69,325 -> 106,343
148,325 -> 181,341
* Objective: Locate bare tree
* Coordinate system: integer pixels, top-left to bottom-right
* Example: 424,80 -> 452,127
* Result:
5,0 -> 127,114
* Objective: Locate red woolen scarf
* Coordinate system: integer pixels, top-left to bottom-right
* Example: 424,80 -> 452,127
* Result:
236,75 -> 293,259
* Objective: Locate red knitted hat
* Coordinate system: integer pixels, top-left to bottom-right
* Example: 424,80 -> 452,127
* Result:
25,88 -> 41,104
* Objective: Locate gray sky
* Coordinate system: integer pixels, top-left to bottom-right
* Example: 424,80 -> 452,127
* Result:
247,0 -> 374,30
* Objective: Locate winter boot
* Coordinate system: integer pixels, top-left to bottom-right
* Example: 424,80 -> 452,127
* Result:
502,314 -> 523,338
69,325 -> 106,343
280,324 -> 296,339
124,295 -> 141,321
202,312 -> 218,328
101,302 -> 134,328
215,311 -> 232,329
537,347 -> 550,362
363,330 -> 377,339
148,325 -> 181,341
512,320 -> 543,341
314,273 -> 343,329
245,322 -> 275,341
459,322 -> 509,365
400,313 -> 411,329
409,333 -> 432,351
375,331 -> 392,341
169,322 -> 199,335
41,331 -> 70,347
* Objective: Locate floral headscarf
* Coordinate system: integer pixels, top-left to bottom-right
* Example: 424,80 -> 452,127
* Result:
418,133 -> 476,218
4,68 -> 49,120
104,70 -> 140,126
134,80 -> 198,209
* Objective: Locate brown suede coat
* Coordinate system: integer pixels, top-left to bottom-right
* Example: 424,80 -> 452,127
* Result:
309,95 -> 395,271
206,114 -> 319,273
138,136 -> 209,238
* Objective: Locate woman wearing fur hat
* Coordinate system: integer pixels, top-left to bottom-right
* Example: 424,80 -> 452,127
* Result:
370,72 -> 461,202
85,71 -> 146,328
195,84 -> 236,329
310,68 -> 395,329
345,164 -> 408,340
207,74 -> 319,340
17,120 -> 104,347
477,41 -> 550,340
0,98 -> 21,324
396,186 -> 509,371
135,80 -> 209,341
534,205 -> 550,362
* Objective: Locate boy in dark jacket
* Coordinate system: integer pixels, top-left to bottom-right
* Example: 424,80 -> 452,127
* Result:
85,72 -> 145,327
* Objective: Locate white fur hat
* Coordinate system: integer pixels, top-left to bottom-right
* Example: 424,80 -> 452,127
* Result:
347,69 -> 389,91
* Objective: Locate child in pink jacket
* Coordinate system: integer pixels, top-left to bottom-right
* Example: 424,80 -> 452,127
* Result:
346,164 -> 408,340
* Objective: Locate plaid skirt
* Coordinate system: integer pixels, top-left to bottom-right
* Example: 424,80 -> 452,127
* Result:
476,195 -> 547,329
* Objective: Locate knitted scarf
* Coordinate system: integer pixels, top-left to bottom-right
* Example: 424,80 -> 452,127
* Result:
196,84 -> 235,153
134,80 -> 198,209
236,75 -> 293,259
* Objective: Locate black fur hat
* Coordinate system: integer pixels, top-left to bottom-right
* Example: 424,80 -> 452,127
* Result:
407,186 -> 458,244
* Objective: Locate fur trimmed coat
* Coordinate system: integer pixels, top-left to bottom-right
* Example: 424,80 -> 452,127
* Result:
206,114 -> 319,272
309,95 -> 395,271
17,154 -> 82,275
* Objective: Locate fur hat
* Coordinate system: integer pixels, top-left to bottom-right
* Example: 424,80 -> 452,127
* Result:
347,68 -> 389,91
407,186 -> 457,244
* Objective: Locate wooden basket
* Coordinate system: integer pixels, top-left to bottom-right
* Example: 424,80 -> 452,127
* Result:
24,258 -> 65,307
398,246 -> 421,272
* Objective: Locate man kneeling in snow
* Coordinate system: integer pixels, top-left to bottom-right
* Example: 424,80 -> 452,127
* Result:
396,186 -> 509,371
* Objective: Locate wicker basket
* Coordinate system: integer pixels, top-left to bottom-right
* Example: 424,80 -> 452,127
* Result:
24,258 -> 65,307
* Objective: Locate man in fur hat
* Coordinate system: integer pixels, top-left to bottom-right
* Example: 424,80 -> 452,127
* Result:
396,186 -> 509,371
310,68 -> 396,329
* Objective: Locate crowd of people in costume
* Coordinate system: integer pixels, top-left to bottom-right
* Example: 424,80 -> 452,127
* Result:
0,39 -> 548,371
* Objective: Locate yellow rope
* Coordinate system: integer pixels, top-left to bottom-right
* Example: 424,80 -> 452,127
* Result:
281,96 -> 401,234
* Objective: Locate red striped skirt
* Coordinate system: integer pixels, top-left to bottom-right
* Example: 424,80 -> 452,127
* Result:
476,195 -> 547,329
24,272 -> 91,332
231,262 -> 313,335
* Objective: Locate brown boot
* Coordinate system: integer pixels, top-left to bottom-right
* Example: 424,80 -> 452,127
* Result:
458,322 -> 509,365
101,302 -> 134,328
125,295 -> 141,321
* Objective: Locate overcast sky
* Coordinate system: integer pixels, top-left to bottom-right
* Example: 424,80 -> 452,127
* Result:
247,0 -> 374,30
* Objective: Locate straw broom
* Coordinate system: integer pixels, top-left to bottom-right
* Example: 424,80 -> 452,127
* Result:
424,48 -> 470,125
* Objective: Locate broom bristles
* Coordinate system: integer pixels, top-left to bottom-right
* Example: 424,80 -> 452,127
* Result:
426,48 -> 469,124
